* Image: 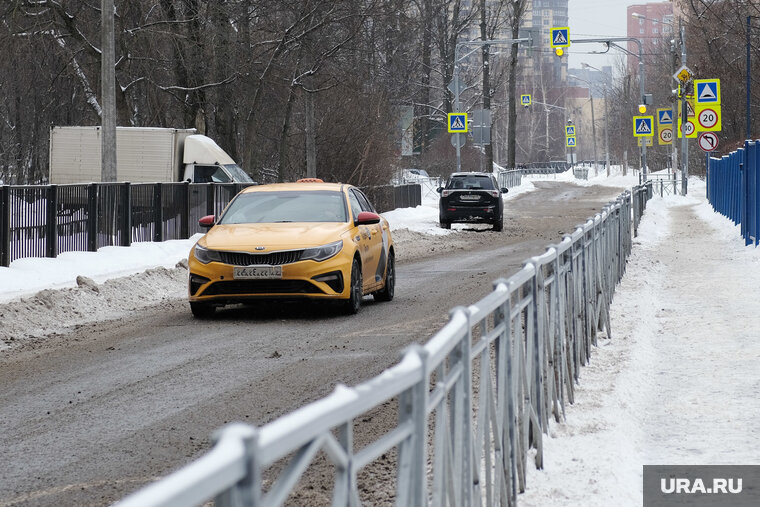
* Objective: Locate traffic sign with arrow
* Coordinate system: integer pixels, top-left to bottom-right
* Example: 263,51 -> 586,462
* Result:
698,131 -> 719,152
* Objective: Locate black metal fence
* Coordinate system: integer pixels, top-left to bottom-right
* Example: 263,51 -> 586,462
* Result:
0,182 -> 421,267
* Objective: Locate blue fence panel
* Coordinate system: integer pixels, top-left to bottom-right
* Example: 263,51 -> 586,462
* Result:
707,140 -> 760,246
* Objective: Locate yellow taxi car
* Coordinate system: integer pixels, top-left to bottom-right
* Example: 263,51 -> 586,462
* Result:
187,180 -> 395,317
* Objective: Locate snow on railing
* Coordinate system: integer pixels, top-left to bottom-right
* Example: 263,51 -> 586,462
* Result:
114,187 -> 649,507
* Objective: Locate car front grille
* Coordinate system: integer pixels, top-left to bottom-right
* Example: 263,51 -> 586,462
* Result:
201,280 -> 323,295
217,250 -> 304,266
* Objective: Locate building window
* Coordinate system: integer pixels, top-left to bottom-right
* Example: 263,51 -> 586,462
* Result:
653,27 -> 658,33
639,17 -> 645,25
640,28 -> 645,34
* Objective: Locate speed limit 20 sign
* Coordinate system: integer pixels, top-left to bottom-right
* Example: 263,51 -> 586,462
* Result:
659,127 -> 673,145
695,104 -> 722,132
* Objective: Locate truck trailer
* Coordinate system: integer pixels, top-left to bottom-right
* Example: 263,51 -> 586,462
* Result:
48,126 -> 253,184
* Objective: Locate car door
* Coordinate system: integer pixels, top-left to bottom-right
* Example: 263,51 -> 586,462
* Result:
353,189 -> 386,290
348,189 -> 382,291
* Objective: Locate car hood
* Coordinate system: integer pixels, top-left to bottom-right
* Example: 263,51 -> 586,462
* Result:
200,222 -> 350,252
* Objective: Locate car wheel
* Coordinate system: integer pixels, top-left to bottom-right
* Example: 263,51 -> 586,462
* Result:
493,217 -> 503,232
440,220 -> 451,229
343,258 -> 363,314
190,302 -> 215,318
373,252 -> 395,302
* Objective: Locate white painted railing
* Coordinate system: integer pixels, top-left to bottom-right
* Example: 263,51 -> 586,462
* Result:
115,187 -> 646,507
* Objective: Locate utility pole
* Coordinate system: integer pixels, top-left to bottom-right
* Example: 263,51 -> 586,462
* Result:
670,39 -> 679,180
589,92 -> 598,176
680,22 -> 689,195
101,0 -> 117,182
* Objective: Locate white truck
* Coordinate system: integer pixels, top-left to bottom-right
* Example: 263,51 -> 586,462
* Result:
48,126 -> 254,184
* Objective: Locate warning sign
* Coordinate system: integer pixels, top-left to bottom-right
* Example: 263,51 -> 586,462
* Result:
695,79 -> 721,105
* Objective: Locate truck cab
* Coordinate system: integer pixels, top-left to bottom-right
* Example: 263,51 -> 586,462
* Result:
181,134 -> 254,184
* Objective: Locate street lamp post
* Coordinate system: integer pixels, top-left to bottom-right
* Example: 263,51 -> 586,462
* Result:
571,37 -> 649,181
582,63 -> 612,176
568,74 -> 599,175
453,38 -> 531,173
748,16 -> 760,139
632,12 -> 688,194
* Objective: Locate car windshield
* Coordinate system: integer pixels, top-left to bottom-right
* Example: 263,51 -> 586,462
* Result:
447,175 -> 495,190
219,190 -> 348,224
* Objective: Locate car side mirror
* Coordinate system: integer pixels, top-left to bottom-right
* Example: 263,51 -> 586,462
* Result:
501,188 -> 509,193
198,215 -> 215,228
355,211 -> 381,225
436,187 -> 443,193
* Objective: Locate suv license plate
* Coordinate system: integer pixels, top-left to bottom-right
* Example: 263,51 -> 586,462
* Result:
234,266 -> 282,279
460,194 -> 481,200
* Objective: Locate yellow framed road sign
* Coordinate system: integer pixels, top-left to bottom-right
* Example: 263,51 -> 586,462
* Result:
677,118 -> 698,138
566,135 -> 577,148
637,136 -> 653,147
694,79 -> 721,105
658,126 -> 673,145
448,113 -> 468,133
694,104 -> 722,132
633,116 -> 654,137
551,27 -> 570,48
521,94 -> 531,106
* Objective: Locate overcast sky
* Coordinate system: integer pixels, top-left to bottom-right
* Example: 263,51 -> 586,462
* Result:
567,0 -> 640,72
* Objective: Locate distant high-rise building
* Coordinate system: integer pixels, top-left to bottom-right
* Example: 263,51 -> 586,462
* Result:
626,2 -> 675,76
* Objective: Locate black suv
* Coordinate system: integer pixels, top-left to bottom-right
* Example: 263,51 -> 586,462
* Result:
437,172 -> 508,231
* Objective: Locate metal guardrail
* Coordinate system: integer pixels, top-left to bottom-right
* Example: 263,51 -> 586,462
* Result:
497,169 -> 523,189
707,140 -> 760,246
115,186 -> 649,507
648,174 -> 681,197
0,182 -> 421,267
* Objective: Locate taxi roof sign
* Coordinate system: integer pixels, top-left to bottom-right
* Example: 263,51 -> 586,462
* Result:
551,27 -> 570,48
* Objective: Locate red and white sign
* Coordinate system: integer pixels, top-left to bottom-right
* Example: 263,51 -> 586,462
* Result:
698,132 -> 719,152
682,120 -> 695,136
660,128 -> 673,143
698,108 -> 719,129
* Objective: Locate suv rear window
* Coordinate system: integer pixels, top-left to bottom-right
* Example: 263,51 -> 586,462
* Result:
447,175 -> 495,190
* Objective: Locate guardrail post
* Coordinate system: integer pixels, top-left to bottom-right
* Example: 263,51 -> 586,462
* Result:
181,181 -> 190,239
46,184 -> 58,258
206,183 -> 215,217
87,183 -> 98,252
396,345 -> 428,507
213,424 -> 260,507
153,183 -> 163,243
0,185 -> 9,267
120,182 -> 131,247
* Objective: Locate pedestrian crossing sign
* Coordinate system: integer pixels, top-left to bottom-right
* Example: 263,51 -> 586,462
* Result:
521,94 -> 531,106
633,116 -> 654,137
566,135 -> 576,147
448,113 -> 468,133
694,79 -> 721,105
566,125 -> 576,136
551,27 -> 570,48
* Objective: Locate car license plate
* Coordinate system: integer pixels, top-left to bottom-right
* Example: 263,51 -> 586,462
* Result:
460,194 -> 480,200
233,266 -> 282,279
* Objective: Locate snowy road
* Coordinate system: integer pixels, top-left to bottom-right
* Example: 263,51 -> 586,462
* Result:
0,181 -> 627,506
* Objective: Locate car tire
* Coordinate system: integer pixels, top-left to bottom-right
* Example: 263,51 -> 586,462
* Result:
440,220 -> 451,229
343,258 -> 363,314
493,217 -> 503,232
373,252 -> 395,302
190,302 -> 215,318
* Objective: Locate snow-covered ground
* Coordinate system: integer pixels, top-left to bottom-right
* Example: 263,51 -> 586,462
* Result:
6,166 -> 757,503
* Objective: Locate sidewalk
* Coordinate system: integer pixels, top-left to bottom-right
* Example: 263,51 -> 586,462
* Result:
519,178 -> 760,506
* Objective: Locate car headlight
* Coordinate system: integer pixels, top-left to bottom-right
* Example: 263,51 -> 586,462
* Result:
300,240 -> 343,262
193,244 -> 223,264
